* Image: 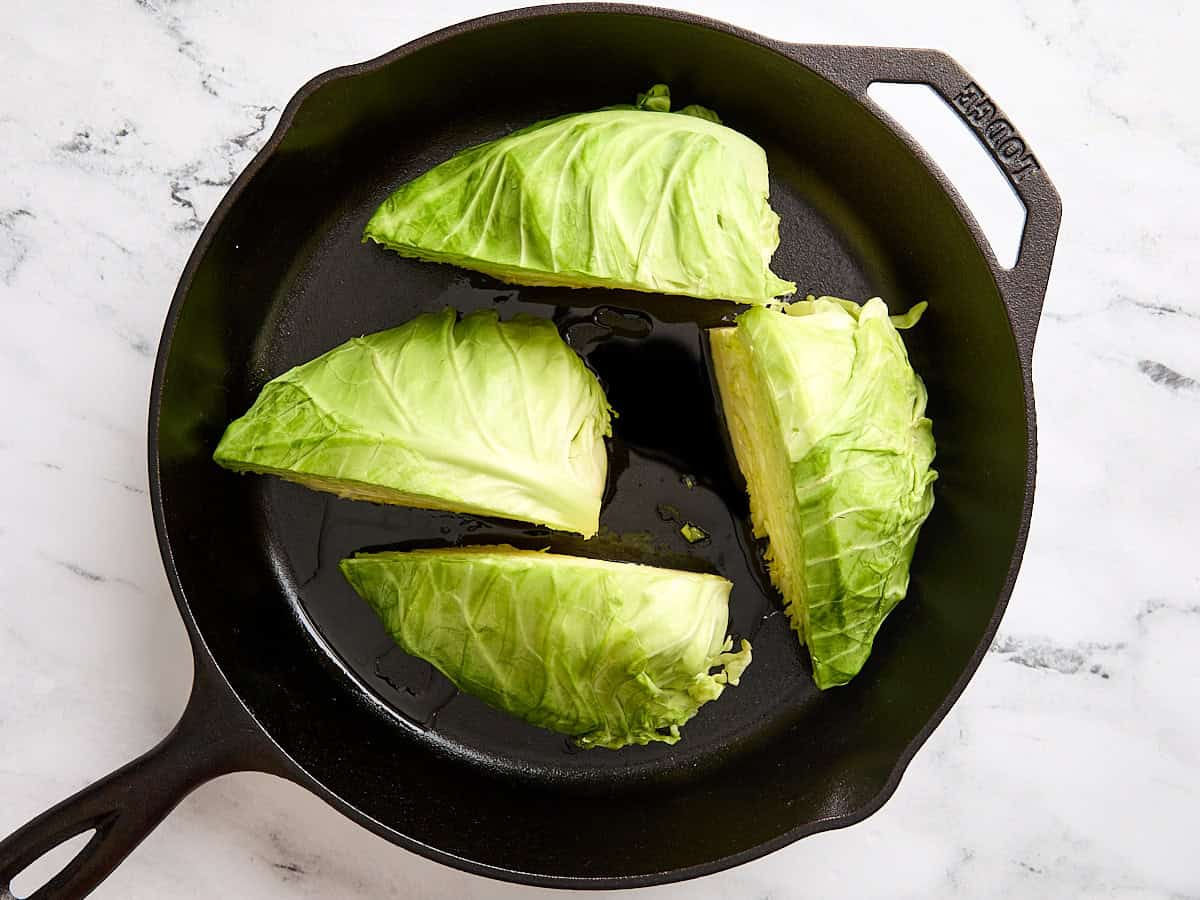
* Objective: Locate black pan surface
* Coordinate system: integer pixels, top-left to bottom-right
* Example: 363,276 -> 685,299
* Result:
0,5 -> 1060,896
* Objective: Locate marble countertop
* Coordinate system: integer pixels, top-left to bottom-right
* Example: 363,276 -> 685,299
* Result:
2,1 -> 1196,897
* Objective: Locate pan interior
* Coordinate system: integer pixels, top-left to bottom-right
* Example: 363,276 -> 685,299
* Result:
155,11 -> 1028,880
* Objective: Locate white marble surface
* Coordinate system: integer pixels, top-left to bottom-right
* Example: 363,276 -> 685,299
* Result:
2,1 -> 1197,897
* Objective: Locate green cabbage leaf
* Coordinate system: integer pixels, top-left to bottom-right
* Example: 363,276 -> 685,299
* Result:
709,297 -> 936,688
364,85 -> 794,304
340,545 -> 752,749
214,308 -> 612,537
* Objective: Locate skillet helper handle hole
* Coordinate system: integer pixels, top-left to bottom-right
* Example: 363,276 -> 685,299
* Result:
865,81 -> 1027,269
786,43 -> 1062,361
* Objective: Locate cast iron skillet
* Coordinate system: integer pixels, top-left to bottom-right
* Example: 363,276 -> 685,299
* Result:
0,5 -> 1061,897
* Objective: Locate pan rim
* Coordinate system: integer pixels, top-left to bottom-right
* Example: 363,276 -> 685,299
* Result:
147,3 -> 1039,888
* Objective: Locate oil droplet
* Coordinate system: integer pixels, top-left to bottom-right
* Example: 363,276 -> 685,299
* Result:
374,646 -> 459,727
592,306 -> 653,338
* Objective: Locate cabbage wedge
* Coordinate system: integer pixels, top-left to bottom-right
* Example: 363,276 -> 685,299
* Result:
214,308 -> 612,537
365,85 -> 794,304
709,297 -> 936,688
340,545 -> 752,749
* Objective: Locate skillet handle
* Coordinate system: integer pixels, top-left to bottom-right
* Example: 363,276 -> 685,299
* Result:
0,660 -> 279,900
784,43 -> 1062,363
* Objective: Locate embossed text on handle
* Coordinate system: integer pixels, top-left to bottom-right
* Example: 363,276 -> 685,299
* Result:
953,82 -> 1040,184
